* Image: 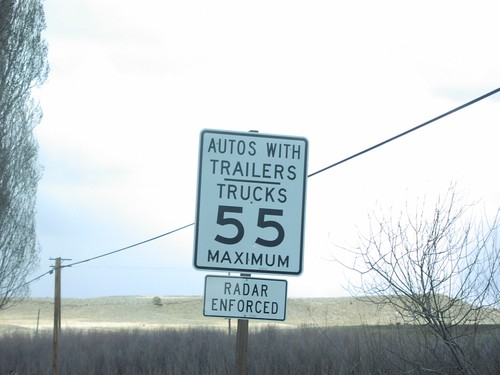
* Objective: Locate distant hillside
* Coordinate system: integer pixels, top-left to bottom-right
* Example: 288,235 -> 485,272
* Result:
1,296 -> 498,333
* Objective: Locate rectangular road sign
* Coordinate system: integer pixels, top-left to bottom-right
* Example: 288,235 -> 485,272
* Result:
193,129 -> 308,275
203,275 -> 287,321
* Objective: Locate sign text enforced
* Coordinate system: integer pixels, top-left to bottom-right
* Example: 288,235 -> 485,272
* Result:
204,275 -> 287,321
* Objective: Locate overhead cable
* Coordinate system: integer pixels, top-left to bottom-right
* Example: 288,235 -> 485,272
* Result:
62,222 -> 195,269
23,87 -> 500,286
308,86 -> 500,178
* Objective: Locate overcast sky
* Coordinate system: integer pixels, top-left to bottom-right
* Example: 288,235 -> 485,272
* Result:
29,0 -> 500,298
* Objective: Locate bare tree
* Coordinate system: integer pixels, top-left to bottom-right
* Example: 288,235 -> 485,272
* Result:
0,0 -> 48,309
339,185 -> 499,374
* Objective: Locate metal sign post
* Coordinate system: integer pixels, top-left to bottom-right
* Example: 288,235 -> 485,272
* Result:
235,317 -> 249,375
193,129 -> 308,375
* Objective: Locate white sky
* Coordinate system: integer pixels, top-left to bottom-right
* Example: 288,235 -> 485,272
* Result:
30,0 -> 500,298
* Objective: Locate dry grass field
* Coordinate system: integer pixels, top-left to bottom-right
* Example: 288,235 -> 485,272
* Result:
1,296 -> 499,374
0,295 -> 412,333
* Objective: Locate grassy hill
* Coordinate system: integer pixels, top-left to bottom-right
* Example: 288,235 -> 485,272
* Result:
0,296 -> 396,332
1,295 -> 498,333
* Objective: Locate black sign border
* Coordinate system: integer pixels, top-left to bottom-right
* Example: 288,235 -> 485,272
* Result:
193,129 -> 308,275
203,275 -> 288,321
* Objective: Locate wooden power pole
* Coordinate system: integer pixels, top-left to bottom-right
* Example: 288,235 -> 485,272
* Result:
51,257 -> 70,375
51,257 -> 61,375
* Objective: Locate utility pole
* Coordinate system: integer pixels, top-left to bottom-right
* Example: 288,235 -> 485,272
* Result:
50,257 -> 70,375
36,309 -> 40,336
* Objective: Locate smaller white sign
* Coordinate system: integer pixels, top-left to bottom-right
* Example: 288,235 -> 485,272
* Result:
204,275 -> 287,321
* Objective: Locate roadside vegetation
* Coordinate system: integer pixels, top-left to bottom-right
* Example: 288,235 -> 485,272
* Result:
1,324 -> 498,374
337,185 -> 499,374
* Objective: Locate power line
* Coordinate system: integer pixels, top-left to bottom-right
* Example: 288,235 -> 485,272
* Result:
24,87 -> 500,287
308,86 -> 500,178
62,222 -> 194,269
23,269 -> 54,287
20,224 -> 195,291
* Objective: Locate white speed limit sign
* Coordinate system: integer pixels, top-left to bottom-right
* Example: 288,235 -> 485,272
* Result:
193,129 -> 308,275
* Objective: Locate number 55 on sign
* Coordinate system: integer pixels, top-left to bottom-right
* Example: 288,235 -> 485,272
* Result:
193,129 -> 308,275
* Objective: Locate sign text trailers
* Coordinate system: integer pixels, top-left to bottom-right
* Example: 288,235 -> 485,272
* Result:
193,129 -> 308,275
204,275 -> 287,321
